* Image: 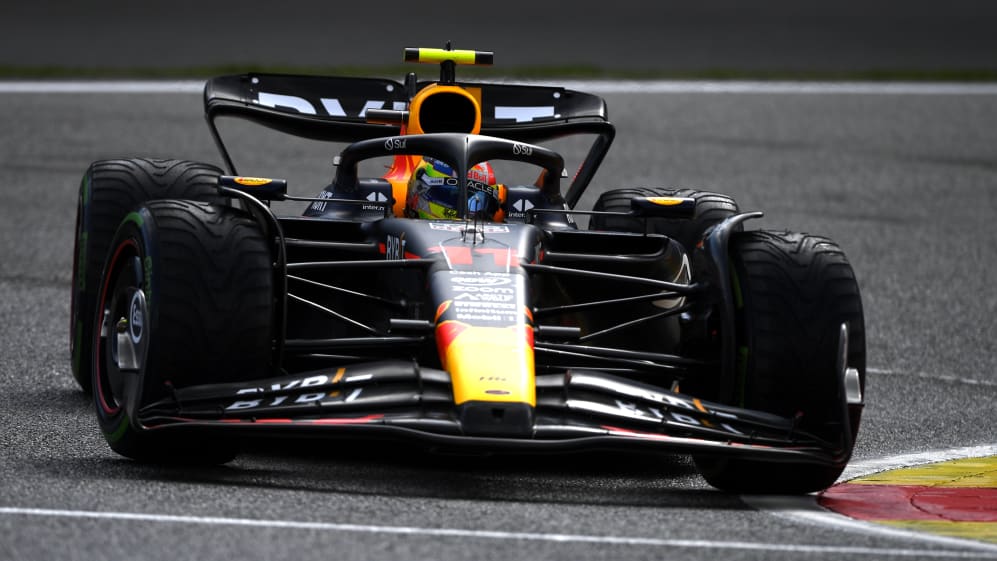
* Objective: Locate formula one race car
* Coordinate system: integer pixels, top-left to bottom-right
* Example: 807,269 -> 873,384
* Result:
70,46 -> 865,493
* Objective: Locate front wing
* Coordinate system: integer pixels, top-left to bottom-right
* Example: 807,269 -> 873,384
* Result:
137,360 -> 850,467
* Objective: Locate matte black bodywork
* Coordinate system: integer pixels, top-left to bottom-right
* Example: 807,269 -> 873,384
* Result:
106,67 -> 858,472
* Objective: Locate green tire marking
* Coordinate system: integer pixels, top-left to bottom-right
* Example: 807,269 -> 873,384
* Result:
105,415 -> 131,444
121,210 -> 144,228
730,266 -> 743,309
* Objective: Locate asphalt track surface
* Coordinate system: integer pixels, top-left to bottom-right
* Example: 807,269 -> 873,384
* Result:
1,83 -> 996,560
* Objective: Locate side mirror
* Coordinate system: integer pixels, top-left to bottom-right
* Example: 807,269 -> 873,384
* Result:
218,175 -> 288,201
630,196 -> 696,219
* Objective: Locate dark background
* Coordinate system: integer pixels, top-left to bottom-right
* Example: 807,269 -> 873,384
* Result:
1,0 -> 996,77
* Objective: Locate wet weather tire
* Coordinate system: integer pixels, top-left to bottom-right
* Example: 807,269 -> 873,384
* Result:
589,188 -> 739,252
71,158 -> 225,392
92,200 -> 272,463
694,230 -> 865,494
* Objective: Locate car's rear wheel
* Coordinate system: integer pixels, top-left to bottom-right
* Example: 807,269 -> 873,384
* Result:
93,200 -> 272,463
694,230 -> 866,493
589,188 -> 739,252
71,158 -> 225,392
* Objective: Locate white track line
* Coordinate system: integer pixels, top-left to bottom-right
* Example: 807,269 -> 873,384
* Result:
869,367 -> 997,388
844,444 -> 997,482
0,81 -> 204,93
0,506 -> 991,558
1,80 -> 996,95
743,444 -> 997,554
549,81 -> 997,95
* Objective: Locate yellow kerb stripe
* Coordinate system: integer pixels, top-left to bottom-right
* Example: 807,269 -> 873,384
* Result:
879,521 -> 997,544
851,456 -> 997,487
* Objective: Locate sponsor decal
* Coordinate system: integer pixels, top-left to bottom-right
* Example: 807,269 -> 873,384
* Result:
384,137 -> 407,151
225,370 -> 363,410
256,91 -> 405,117
494,105 -> 556,123
226,388 -> 362,410
310,190 -> 334,213
362,191 -> 391,212
385,233 -> 405,260
233,176 -> 272,186
454,292 -> 514,302
428,222 -> 462,233
467,166 -> 494,185
447,272 -> 521,323
451,275 -> 516,302
467,179 -> 497,195
512,143 -> 533,156
428,222 -> 510,233
511,199 -> 534,212
450,274 -> 512,287
454,311 -> 511,322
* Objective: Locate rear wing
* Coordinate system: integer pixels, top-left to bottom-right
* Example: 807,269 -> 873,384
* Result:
203,73 -> 615,207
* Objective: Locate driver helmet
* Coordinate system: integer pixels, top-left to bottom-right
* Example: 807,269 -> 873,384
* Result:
405,157 -> 503,221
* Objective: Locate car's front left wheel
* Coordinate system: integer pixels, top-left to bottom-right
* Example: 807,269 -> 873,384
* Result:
71,158 -> 226,392
93,200 -> 273,463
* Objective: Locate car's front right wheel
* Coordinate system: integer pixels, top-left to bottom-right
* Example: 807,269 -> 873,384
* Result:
694,230 -> 866,494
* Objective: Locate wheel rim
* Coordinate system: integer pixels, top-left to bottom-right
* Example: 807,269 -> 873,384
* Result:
95,239 -> 147,416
